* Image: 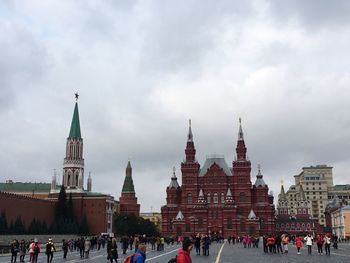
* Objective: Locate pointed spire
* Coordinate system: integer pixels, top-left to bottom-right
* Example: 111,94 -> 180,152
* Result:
184,119 -> 196,162
197,189 -> 206,203
87,172 -> 92,192
168,167 -> 180,189
175,210 -> 185,220
122,161 -> 135,193
238,117 -> 244,141
187,119 -> 193,142
69,97 -> 82,139
248,209 -> 257,219
225,188 -> 234,203
279,181 -> 287,201
51,169 -> 57,192
235,118 -> 247,160
254,164 -> 266,187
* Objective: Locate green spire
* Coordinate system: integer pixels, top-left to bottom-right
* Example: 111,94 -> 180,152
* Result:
69,102 -> 81,139
122,161 -> 135,193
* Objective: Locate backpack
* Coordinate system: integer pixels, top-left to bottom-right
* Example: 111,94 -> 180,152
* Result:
168,255 -> 177,263
123,253 -> 135,263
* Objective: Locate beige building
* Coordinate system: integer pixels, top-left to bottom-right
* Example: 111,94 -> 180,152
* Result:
140,212 -> 162,231
331,205 -> 350,239
286,165 -> 333,226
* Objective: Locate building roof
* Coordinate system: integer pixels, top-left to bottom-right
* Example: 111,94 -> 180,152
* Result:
333,184 -> 350,191
199,155 -> 232,176
254,167 -> 266,187
340,205 -> 350,211
168,168 -> 180,189
69,102 -> 81,139
327,195 -> 342,209
0,182 -> 51,192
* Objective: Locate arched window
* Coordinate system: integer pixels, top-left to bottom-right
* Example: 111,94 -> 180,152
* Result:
213,193 -> 219,203
221,193 -> 225,203
239,192 -> 246,203
207,193 -> 211,204
303,209 -> 306,214
187,193 -> 192,204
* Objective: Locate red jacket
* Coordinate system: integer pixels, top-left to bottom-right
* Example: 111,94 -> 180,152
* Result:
295,237 -> 302,248
176,249 -> 192,263
267,237 -> 275,246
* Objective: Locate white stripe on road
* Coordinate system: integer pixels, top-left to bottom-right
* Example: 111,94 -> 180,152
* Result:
215,241 -> 226,263
145,248 -> 179,262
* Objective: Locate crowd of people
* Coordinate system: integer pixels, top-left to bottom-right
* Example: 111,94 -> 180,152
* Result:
262,233 -> 339,256
8,232 -> 345,263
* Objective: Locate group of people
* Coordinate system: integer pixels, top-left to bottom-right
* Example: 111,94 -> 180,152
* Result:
193,234 -> 211,256
263,233 -> 336,256
10,238 -> 54,263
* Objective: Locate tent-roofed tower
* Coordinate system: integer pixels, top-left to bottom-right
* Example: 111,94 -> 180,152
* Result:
62,94 -> 85,191
119,161 -> 140,216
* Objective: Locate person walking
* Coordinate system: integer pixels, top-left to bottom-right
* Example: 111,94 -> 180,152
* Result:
316,234 -> 324,255
19,239 -> 26,262
295,235 -> 302,255
194,234 -> 201,256
62,239 -> 68,259
275,235 -> 283,254
267,235 -> 275,253
84,238 -> 91,258
324,234 -> 331,256
133,243 -> 146,263
282,234 -> 289,254
109,237 -> 118,263
176,238 -> 192,263
45,238 -> 56,263
31,239 -> 40,263
11,239 -> 19,263
304,234 -> 313,255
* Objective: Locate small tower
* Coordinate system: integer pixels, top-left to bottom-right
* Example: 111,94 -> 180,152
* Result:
277,181 -> 290,218
63,94 -> 84,190
50,169 -> 57,193
166,167 -> 181,205
87,172 -> 92,192
119,161 -> 140,216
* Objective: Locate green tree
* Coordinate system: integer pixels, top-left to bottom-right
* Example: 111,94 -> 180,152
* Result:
13,216 -> 26,234
67,192 -> 74,221
113,213 -> 159,237
0,211 -> 8,234
79,216 -> 89,235
55,185 -> 68,221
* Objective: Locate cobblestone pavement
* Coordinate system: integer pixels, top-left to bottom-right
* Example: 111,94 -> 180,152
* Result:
1,242 -> 349,263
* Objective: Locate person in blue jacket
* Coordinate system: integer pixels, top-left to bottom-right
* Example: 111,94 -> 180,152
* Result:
133,244 -> 146,263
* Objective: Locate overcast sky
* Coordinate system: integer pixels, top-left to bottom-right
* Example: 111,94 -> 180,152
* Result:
1,0 -> 350,212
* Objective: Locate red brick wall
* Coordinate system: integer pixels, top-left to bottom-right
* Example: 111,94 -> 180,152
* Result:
0,191 -> 55,227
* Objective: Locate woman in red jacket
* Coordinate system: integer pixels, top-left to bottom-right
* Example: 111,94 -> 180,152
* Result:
295,235 -> 303,255
177,238 -> 193,263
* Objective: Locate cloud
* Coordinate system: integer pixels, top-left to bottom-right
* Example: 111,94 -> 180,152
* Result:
0,0 -> 350,212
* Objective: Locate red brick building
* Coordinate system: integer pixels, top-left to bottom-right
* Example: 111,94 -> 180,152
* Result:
161,120 -> 275,238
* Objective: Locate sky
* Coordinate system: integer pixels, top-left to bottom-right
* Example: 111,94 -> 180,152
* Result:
1,0 -> 350,212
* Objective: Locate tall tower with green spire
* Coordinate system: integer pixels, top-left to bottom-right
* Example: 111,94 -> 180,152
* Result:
119,161 -> 140,216
63,94 -> 85,191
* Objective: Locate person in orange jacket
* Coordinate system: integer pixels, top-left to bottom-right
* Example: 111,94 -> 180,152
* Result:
176,238 -> 193,263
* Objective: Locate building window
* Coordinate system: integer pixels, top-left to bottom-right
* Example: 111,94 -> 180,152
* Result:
185,223 -> 190,232
207,193 -> 211,204
187,193 -> 192,204
240,222 -> 246,232
239,192 -> 246,203
221,193 -> 225,204
213,193 -> 219,203
227,218 -> 233,229
198,217 -> 203,228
